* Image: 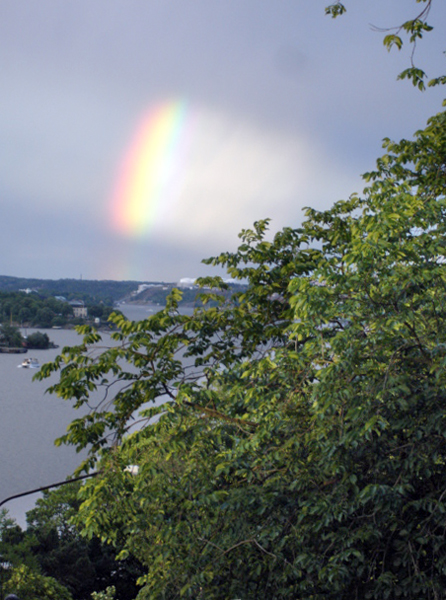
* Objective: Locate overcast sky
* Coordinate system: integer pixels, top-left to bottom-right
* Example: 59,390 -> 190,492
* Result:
1,1 -> 445,282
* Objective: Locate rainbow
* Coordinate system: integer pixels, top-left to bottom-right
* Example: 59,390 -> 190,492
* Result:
111,100 -> 191,238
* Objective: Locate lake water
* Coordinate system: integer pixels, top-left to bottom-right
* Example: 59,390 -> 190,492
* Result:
0,303 -> 168,527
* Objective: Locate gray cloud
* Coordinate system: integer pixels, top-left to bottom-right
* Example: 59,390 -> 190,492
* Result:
0,0 -> 445,281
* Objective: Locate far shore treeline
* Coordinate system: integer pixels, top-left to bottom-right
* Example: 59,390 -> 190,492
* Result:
0,291 -> 118,330
0,277 -> 249,333
0,275 -> 142,304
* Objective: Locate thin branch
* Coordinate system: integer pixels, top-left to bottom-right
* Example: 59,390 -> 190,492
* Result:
183,400 -> 258,430
0,472 -> 100,508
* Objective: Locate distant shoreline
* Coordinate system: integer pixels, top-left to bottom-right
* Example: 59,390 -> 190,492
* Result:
0,347 -> 27,354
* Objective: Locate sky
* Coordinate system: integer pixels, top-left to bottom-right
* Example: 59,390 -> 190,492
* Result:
0,1 -> 445,283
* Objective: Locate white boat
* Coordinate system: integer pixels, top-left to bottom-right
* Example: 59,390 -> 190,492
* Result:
18,357 -> 40,369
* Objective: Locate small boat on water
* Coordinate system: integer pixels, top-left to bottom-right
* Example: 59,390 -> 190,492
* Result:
18,357 -> 40,369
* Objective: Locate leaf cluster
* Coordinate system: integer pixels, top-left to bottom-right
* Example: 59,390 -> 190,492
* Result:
326,0 -> 442,90
0,486 -> 143,600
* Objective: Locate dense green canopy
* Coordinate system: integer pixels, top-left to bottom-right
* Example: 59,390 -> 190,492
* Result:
37,104 -> 446,598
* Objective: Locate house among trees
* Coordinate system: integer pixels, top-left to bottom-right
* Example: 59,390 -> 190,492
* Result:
69,300 -> 88,319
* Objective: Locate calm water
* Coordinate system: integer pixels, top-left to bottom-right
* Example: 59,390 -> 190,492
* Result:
0,303 -> 170,526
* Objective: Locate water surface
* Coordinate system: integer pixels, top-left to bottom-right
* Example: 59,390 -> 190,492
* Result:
1,304 -> 161,526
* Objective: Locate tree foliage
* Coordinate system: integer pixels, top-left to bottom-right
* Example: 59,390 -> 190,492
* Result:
0,292 -> 72,328
36,105 -> 446,598
0,291 -> 124,329
4,564 -> 73,600
26,332 -> 51,349
0,491 -> 142,600
0,277 -> 140,306
0,324 -> 24,348
326,0 -> 443,89
0,509 -> 38,572
23,484 -> 144,600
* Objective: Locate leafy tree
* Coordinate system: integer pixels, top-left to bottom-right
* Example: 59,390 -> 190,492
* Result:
52,316 -> 67,328
25,484 -> 143,600
0,277 -> 140,305
0,290 -> 122,330
34,307 -> 55,328
87,305 -> 123,322
0,510 -> 38,572
0,324 -> 24,348
4,564 -> 73,600
26,332 -> 51,349
18,307 -> 31,324
36,105 -> 446,598
87,305 -> 104,319
326,0 -> 442,89
91,586 -> 117,600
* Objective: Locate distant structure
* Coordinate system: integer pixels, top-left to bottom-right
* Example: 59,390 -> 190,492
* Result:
178,278 -> 197,288
134,283 -> 154,295
69,300 -> 88,319
131,283 -> 171,297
